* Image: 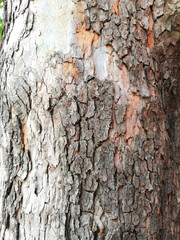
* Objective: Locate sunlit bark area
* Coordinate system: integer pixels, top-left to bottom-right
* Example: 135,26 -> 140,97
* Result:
0,0 -> 179,239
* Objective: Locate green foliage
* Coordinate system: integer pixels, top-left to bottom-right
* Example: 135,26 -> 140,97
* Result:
0,0 -> 3,41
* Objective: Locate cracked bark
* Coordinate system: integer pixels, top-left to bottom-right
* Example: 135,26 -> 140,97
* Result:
0,0 -> 179,239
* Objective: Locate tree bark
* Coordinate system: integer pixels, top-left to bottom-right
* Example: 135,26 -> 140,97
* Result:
0,0 -> 179,239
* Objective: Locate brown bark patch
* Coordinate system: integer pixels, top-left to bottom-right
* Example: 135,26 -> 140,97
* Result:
77,22 -> 93,54
76,22 -> 100,55
99,227 -> 105,237
62,61 -> 79,79
147,11 -> 154,49
111,0 -> 120,15
125,94 -> 141,140
20,123 -> 28,151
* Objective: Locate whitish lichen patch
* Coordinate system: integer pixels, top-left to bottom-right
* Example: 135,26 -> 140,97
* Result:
94,45 -> 109,80
33,0 -> 74,56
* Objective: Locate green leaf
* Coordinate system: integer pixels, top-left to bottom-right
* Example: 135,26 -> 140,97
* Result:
0,0 -> 3,9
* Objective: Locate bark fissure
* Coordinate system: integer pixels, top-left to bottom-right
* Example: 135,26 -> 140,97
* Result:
0,0 -> 179,239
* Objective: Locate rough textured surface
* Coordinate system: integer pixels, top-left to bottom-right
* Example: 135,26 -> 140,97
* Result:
0,0 -> 179,239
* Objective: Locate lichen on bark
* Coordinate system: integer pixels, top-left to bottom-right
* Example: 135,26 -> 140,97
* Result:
0,0 -> 179,239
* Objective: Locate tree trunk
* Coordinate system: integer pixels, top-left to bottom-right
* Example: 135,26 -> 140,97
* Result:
0,0 -> 179,239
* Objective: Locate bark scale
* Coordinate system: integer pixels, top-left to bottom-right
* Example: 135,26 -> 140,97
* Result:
0,0 -> 179,239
